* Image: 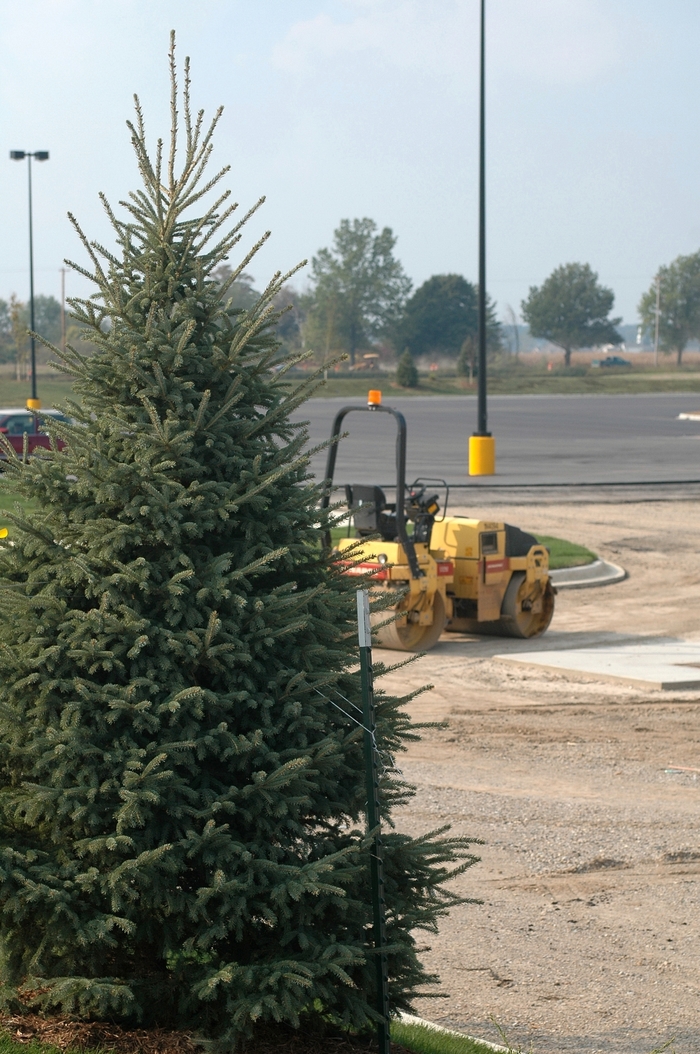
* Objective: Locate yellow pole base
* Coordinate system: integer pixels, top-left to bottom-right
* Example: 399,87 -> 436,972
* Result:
27,398 -> 41,411
469,434 -> 496,476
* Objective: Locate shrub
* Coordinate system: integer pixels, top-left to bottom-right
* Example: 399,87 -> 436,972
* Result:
396,350 -> 418,388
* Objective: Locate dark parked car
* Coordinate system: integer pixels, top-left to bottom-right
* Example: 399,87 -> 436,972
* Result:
591,355 -> 632,368
0,408 -> 70,457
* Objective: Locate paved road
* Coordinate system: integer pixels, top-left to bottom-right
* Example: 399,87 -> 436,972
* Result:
292,393 -> 700,496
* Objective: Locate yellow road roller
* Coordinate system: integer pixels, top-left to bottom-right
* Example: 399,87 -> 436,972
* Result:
321,391 -> 555,652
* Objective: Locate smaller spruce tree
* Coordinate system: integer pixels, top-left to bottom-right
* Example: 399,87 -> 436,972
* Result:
396,349 -> 418,388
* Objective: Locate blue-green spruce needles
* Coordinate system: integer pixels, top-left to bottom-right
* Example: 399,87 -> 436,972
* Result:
0,33 -> 480,1051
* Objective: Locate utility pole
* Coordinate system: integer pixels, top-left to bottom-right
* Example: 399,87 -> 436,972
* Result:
469,0 -> 495,475
653,274 -> 660,369
60,267 -> 68,353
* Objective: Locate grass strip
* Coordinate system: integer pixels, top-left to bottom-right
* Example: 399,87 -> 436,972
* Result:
392,1018 -> 504,1054
6,368 -> 700,406
0,1039 -> 69,1054
300,371 -> 700,399
0,376 -> 76,411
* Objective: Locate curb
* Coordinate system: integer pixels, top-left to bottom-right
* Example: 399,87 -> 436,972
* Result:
549,557 -> 626,590
398,1013 -> 509,1053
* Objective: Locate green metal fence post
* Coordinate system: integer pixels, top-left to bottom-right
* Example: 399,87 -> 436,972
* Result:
357,589 -> 390,1054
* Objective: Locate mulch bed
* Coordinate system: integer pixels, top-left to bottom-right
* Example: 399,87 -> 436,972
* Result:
0,1015 -> 414,1054
0,1016 -> 197,1054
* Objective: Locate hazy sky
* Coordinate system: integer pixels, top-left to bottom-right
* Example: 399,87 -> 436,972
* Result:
2,0 -> 699,324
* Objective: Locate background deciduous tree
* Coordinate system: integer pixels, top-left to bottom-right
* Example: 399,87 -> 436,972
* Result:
502,304 -> 520,358
457,335 -> 477,381
9,294 -> 29,380
396,274 -> 476,358
0,300 -> 13,365
306,218 -> 411,365
638,252 -> 700,365
211,265 -> 259,314
0,294 -> 63,375
521,262 -> 622,367
270,283 -> 304,357
212,266 -> 304,358
395,274 -> 501,361
33,295 -> 62,349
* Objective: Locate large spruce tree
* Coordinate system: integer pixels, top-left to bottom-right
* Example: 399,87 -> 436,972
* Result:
0,38 -> 477,1049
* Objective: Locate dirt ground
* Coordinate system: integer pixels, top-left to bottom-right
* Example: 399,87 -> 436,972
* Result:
384,499 -> 700,1054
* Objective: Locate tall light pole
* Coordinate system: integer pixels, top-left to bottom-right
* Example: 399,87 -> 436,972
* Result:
10,149 -> 50,410
469,0 -> 495,475
653,273 -> 661,369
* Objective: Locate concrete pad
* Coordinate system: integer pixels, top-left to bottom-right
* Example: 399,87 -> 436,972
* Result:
494,637 -> 700,689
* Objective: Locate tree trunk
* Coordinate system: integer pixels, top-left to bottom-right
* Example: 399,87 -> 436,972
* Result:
348,323 -> 356,366
677,345 -> 684,366
564,346 -> 572,368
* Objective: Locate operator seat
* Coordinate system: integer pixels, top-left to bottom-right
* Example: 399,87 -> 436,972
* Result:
345,484 -> 397,542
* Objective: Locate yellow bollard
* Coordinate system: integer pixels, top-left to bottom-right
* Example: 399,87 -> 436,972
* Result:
469,434 -> 496,476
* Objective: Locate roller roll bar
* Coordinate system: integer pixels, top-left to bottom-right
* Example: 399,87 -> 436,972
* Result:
320,403 -> 422,578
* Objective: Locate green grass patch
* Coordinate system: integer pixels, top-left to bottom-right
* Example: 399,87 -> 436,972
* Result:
0,1038 -> 75,1054
535,534 -> 596,569
0,490 -> 34,534
0,374 -> 76,412
392,1018 -> 503,1054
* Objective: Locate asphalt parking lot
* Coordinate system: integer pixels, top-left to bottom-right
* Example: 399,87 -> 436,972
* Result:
292,392 -> 700,492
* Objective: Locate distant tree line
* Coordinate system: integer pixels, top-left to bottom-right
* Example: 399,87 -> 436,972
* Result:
520,253 -> 700,368
0,295 -> 62,378
8,227 -> 696,389
212,217 -> 505,373
638,251 -> 700,365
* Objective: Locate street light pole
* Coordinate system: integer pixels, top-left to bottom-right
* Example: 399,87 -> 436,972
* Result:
469,0 -> 495,475
477,0 -> 487,435
10,149 -> 50,410
653,273 -> 660,369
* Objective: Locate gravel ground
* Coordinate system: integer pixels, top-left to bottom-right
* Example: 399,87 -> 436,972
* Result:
382,500 -> 700,1054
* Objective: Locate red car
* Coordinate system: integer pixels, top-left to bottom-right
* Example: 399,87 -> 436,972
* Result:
0,408 -> 71,458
